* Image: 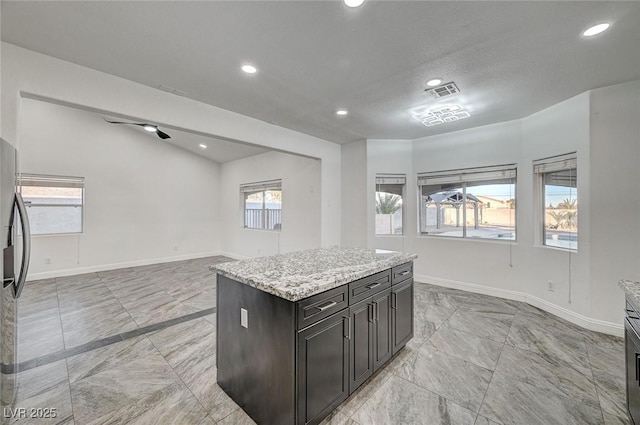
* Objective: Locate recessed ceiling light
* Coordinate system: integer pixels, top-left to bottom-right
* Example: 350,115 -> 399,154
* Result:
583,23 -> 610,37
344,0 -> 364,7
241,64 -> 257,74
426,79 -> 442,87
199,143 -> 207,149
143,125 -> 158,132
336,109 -> 349,116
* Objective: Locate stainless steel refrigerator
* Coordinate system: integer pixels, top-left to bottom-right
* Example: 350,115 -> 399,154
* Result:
0,138 -> 31,412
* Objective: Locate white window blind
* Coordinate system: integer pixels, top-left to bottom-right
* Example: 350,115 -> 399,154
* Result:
239,179 -> 282,193
376,174 -> 405,197
533,153 -> 577,174
375,175 -> 406,185
19,174 -> 84,189
418,164 -> 517,186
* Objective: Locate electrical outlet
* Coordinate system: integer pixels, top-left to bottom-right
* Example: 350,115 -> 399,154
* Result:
44,257 -> 52,265
174,245 -> 178,252
548,280 -> 554,292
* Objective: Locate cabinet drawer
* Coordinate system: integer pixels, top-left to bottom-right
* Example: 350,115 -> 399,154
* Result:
297,285 -> 349,330
349,270 -> 391,305
391,262 -> 413,285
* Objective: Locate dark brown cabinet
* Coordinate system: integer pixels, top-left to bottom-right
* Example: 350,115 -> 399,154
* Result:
217,261 -> 414,425
372,289 -> 393,369
348,287 -> 392,393
297,311 -> 350,425
391,278 -> 413,354
349,297 -> 373,392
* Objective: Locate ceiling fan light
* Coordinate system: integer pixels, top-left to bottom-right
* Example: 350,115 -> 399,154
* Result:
143,125 -> 158,132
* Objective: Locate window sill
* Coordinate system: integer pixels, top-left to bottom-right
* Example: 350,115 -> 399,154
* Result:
534,244 -> 578,253
29,232 -> 84,238
416,234 -> 518,246
243,227 -> 281,233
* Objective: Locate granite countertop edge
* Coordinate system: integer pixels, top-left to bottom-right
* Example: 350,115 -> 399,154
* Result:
619,279 -> 640,308
210,249 -> 418,302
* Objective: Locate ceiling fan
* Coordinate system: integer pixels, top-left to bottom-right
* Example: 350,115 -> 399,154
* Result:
104,118 -> 171,139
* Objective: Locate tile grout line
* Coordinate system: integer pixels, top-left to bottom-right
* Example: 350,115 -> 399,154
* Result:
583,340 -> 607,425
98,270 -> 142,338
53,276 -> 70,355
64,357 -> 76,424
16,307 -> 216,373
144,334 -> 213,423
56,277 -> 78,424
473,306 -> 514,425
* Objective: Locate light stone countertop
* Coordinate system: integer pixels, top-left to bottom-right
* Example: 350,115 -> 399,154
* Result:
210,246 -> 418,302
620,279 -> 640,309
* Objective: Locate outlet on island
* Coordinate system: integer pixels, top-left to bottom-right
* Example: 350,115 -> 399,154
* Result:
547,280 -> 554,292
44,257 -> 52,265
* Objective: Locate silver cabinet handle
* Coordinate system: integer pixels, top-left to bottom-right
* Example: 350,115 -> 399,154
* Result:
400,271 -> 411,276
366,282 -> 381,290
344,316 -> 351,340
14,193 -> 31,298
317,300 -> 337,311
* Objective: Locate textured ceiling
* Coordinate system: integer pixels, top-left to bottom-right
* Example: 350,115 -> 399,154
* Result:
2,1 -> 640,144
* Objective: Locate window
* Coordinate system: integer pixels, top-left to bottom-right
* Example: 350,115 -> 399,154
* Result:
375,175 -> 405,235
241,180 -> 282,230
534,153 -> 577,250
19,174 -> 84,235
418,165 -> 516,240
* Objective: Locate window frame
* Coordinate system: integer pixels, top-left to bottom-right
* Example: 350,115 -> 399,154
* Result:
375,174 -> 406,236
240,179 -> 282,231
534,153 -> 578,251
18,173 -> 85,236
417,164 -> 517,241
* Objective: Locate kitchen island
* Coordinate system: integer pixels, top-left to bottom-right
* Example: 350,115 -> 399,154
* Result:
210,246 -> 417,425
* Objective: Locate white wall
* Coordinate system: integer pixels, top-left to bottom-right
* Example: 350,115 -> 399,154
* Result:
589,81 -> 640,323
1,42 -> 341,248
219,151 -> 321,259
341,140 -> 367,247
408,120 -> 526,295
20,98 -> 221,278
520,92 -> 591,316
366,139 -> 414,253
366,84 -> 639,335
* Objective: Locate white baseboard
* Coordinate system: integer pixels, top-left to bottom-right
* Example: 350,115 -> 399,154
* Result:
414,273 -> 623,337
216,251 -> 250,260
27,251 -> 227,281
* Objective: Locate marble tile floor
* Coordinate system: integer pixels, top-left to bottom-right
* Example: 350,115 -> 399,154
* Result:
17,256 -> 230,363
10,262 -> 628,425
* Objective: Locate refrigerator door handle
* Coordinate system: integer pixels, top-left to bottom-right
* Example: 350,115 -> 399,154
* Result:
13,193 -> 31,298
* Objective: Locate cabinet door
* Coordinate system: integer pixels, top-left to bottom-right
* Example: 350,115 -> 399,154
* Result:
372,288 -> 392,371
625,324 -> 640,425
392,279 -> 414,355
297,311 -> 349,425
349,298 -> 373,393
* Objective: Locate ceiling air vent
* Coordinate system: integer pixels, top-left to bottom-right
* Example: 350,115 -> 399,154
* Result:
425,81 -> 460,98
